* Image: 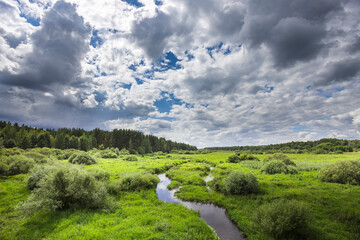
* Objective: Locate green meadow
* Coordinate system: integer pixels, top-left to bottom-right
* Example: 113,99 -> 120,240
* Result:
1,149 -> 360,240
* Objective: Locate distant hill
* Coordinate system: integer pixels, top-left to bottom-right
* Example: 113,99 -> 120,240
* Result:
205,138 -> 360,154
0,120 -> 197,153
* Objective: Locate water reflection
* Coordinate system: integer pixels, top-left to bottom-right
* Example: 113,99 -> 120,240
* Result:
156,173 -> 246,240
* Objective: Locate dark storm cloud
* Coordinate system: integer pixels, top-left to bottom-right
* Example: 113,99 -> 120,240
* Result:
241,0 -> 343,68
131,0 -> 245,59
268,18 -> 326,68
0,1 -> 91,91
317,58 -> 360,86
347,35 -> 360,53
131,12 -> 176,59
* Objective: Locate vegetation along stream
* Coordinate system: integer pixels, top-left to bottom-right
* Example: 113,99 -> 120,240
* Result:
156,172 -> 245,240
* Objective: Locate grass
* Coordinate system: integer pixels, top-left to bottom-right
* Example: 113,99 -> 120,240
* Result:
1,150 -> 360,239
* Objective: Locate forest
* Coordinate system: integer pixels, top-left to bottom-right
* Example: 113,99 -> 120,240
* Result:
0,121 -> 197,154
205,138 -> 359,154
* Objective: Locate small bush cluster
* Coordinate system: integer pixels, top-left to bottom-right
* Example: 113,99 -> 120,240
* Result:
87,168 -> 111,181
228,154 -> 259,163
0,155 -> 35,176
100,149 -> 118,158
263,153 -> 296,166
261,160 -> 298,174
123,156 -> 138,161
253,199 -> 309,239
68,153 -> 96,165
225,171 -> 258,195
23,152 -> 48,163
110,172 -> 159,192
318,160 -> 360,185
227,155 -> 240,163
19,164 -> 112,215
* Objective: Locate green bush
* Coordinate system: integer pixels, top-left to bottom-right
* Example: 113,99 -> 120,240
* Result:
318,160 -> 360,185
23,152 -> 48,163
68,153 -> 96,165
238,154 -> 259,161
253,199 -> 309,239
19,164 -> 112,215
100,149 -> 118,158
225,171 -> 258,195
124,156 -> 138,161
27,165 -> 58,190
119,148 -> 130,155
56,149 -> 79,160
263,153 -> 296,166
286,165 -> 298,174
2,147 -> 24,156
261,160 -> 288,174
227,155 -> 240,163
113,172 -> 159,191
87,168 -> 111,181
0,155 -> 35,176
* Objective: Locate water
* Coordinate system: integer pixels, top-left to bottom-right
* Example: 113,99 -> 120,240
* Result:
156,173 -> 246,240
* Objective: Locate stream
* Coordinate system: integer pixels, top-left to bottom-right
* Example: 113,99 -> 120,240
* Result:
156,172 -> 245,240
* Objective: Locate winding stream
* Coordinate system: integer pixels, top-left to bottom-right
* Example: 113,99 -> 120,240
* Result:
156,173 -> 245,240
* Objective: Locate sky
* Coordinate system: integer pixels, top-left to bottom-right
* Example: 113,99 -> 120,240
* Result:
0,0 -> 360,148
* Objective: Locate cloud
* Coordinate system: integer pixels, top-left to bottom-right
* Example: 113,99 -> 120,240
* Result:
317,58 -> 360,86
0,1 -> 91,91
240,0 -> 343,68
0,0 -> 360,148
268,17 -> 326,68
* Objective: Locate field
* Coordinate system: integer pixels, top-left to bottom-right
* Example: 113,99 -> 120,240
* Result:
1,149 -> 360,240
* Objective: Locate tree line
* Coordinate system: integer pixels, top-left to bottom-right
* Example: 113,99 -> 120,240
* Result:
0,121 -> 197,153
205,138 -> 360,154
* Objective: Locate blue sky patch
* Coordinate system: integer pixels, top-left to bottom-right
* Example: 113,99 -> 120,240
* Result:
121,83 -> 132,90
122,0 -> 144,8
90,30 -> 103,48
94,91 -> 107,103
155,0 -> 163,5
156,51 -> 182,72
265,84 -> 274,93
19,13 -> 40,26
154,91 -> 184,113
316,87 -> 344,98
292,123 -> 308,132
207,42 -> 223,58
135,78 -> 144,85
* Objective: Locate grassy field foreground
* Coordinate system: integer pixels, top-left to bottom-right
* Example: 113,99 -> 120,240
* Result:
1,149 -> 360,239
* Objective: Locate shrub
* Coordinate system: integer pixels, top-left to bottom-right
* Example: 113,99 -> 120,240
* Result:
0,155 -> 35,176
2,147 -> 24,156
261,160 -> 298,175
68,153 -> 96,165
253,199 -> 309,239
238,154 -> 259,161
19,164 -> 112,215
318,160 -> 360,185
87,168 -> 111,181
27,165 -> 58,190
119,148 -> 130,155
55,149 -> 79,160
23,152 -> 48,163
227,155 -> 240,163
225,171 -> 258,195
286,165 -> 298,174
100,149 -> 118,158
115,172 -> 159,191
263,153 -> 296,166
261,160 -> 288,174
124,156 -> 138,161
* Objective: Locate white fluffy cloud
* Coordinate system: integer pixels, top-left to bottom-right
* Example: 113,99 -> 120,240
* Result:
0,0 -> 360,148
